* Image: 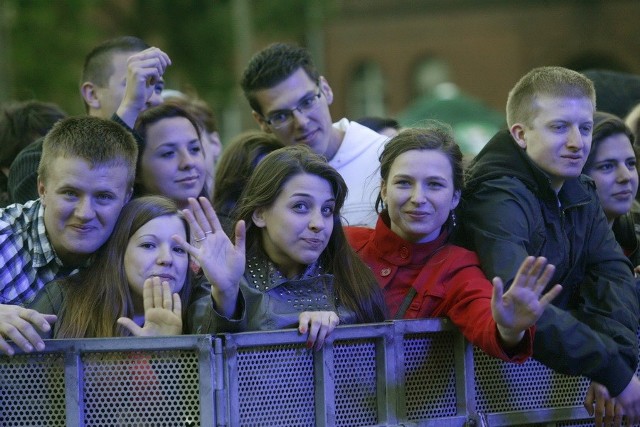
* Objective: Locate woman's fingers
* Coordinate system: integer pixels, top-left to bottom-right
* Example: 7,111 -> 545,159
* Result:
235,220 -> 246,252
199,196 -> 223,234
172,293 -> 182,317
298,311 -> 339,350
117,317 -> 143,336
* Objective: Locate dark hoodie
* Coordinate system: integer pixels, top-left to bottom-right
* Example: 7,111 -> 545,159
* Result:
457,129 -> 639,397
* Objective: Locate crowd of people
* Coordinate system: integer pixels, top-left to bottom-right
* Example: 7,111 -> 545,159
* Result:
0,36 -> 639,426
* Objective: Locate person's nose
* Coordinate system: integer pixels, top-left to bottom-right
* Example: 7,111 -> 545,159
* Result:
308,209 -> 326,232
156,245 -> 173,266
566,126 -> 584,151
146,90 -> 163,108
179,150 -> 197,170
74,197 -> 96,221
616,164 -> 633,183
411,185 -> 427,204
291,108 -> 311,128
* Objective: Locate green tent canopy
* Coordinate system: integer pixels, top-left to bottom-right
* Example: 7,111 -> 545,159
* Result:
398,87 -> 506,156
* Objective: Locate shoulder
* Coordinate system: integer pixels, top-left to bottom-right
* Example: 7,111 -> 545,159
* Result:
8,139 -> 43,180
461,175 -> 540,218
345,226 -> 374,252
435,244 -> 482,267
8,140 -> 43,204
0,201 -> 40,235
466,174 -> 533,198
13,138 -> 44,161
337,119 -> 387,151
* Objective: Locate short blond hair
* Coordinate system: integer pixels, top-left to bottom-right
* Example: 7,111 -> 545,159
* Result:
506,66 -> 596,128
39,116 -> 138,187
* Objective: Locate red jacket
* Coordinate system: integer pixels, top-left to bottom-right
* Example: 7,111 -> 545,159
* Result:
346,214 -> 532,362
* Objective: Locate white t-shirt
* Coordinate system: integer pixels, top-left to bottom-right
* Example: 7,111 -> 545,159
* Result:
330,118 -> 388,227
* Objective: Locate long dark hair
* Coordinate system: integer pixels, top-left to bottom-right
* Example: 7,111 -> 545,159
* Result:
233,145 -> 386,322
55,196 -> 192,338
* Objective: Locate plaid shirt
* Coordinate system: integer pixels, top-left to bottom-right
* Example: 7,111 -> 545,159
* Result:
0,200 -> 74,306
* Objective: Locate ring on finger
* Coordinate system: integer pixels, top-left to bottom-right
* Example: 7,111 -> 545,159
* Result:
194,235 -> 206,243
204,230 -> 213,235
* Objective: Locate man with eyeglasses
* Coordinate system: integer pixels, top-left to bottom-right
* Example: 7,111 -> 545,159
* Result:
240,43 -> 387,226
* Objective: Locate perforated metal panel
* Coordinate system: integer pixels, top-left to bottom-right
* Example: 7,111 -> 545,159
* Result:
235,343 -> 315,426
403,331 -> 458,420
474,346 -> 590,414
333,339 -> 378,427
0,353 -> 66,426
82,350 -> 200,426
557,420 -> 602,426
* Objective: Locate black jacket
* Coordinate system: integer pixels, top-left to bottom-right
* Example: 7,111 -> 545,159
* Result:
457,129 -> 639,396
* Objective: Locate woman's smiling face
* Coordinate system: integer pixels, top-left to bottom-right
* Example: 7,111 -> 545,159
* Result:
382,149 -> 460,243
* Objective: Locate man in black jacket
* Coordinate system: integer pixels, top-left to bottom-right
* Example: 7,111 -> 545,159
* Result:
459,66 -> 640,426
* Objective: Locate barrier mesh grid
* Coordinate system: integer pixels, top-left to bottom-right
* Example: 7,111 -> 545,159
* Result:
0,353 -> 66,426
473,346 -> 589,414
82,350 -> 200,426
333,339 -> 378,427
236,343 -> 315,427
403,331 -> 458,420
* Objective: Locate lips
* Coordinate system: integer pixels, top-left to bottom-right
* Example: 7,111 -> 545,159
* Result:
68,224 -> 96,233
295,129 -> 318,144
151,273 -> 176,282
405,211 -> 431,220
611,190 -> 633,199
175,175 -> 200,184
301,237 -> 325,249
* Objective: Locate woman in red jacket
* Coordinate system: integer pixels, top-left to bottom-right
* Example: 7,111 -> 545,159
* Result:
345,125 -> 562,362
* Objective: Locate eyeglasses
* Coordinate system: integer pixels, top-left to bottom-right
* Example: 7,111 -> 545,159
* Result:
262,89 -> 323,129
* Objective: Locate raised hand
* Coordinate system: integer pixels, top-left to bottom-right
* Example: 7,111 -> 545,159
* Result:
174,197 -> 246,318
491,256 -> 562,345
116,46 -> 172,127
117,277 -> 182,336
0,304 -> 56,355
298,311 -> 340,351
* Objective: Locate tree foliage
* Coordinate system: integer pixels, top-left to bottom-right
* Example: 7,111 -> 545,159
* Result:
3,0 -> 335,121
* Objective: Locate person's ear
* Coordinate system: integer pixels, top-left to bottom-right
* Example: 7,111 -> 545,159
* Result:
510,123 -> 527,149
252,208 -> 266,228
80,82 -> 101,110
319,76 -> 334,106
380,180 -> 387,205
451,189 -> 461,210
37,176 -> 46,205
124,186 -> 133,204
252,111 -> 272,133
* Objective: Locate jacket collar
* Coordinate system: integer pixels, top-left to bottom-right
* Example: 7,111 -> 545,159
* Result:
370,212 -> 449,266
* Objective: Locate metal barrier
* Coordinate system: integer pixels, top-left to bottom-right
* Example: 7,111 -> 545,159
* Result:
0,319 -> 628,426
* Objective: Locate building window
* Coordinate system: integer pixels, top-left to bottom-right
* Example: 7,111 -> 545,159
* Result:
413,56 -> 451,98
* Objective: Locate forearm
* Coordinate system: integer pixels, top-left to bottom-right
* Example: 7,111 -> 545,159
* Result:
187,287 -> 246,334
211,285 -> 241,319
533,304 -> 637,397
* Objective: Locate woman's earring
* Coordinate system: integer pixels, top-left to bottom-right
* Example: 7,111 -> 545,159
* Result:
450,211 -> 457,227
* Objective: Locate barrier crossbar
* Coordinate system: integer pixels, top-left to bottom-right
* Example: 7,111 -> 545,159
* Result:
0,319 -> 633,426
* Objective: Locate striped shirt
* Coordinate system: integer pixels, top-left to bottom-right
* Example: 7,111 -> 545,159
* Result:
0,200 -> 75,306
